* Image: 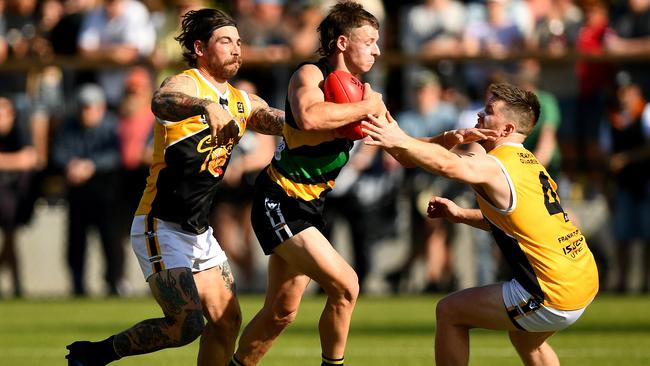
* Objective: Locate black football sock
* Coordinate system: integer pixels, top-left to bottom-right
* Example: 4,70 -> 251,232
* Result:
95,335 -> 121,364
66,335 -> 121,366
321,354 -> 344,366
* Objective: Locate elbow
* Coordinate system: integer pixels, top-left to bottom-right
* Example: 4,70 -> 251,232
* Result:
296,114 -> 321,131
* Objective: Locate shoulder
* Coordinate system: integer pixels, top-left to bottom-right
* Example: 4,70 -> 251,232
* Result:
288,63 -> 326,92
247,93 -> 269,110
156,73 -> 197,94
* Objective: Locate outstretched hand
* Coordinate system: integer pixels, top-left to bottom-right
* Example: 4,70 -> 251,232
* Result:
444,128 -> 499,146
361,111 -> 409,149
427,196 -> 462,223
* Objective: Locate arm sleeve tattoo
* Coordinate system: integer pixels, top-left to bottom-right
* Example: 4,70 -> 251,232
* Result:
247,94 -> 285,136
151,76 -> 212,122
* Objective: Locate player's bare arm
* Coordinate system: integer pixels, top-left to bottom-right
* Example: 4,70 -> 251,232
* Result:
289,64 -> 384,131
247,93 -> 285,136
151,74 -> 238,144
363,111 -> 502,184
427,196 -> 490,231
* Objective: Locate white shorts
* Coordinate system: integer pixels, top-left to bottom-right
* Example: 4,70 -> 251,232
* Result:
502,278 -> 590,332
131,215 -> 228,281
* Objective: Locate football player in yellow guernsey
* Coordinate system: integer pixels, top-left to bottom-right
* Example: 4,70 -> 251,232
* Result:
65,8 -> 284,366
363,83 -> 598,366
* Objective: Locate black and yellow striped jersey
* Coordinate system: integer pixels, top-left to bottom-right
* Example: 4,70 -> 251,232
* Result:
135,69 -> 251,234
264,58 -> 353,208
477,143 -> 599,310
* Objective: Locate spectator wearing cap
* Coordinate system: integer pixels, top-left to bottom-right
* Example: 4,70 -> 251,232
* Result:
52,83 -> 124,296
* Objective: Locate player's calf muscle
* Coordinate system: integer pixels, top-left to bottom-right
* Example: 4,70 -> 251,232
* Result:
114,309 -> 204,355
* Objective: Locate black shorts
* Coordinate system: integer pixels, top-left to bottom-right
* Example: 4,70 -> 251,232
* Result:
251,170 -> 326,255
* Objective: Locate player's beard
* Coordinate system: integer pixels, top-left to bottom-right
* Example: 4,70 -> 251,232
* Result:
217,57 -> 242,80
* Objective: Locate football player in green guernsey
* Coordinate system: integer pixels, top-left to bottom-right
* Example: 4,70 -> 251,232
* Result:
230,2 -> 385,366
66,8 -> 284,366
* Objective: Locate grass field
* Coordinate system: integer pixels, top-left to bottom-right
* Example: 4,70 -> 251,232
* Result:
1,293 -> 649,365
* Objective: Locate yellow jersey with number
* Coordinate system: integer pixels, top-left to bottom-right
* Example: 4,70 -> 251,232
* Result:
476,143 -> 598,310
135,68 -> 251,234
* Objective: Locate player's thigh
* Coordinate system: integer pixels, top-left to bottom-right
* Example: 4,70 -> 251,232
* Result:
193,262 -> 240,323
274,227 -> 358,293
148,267 -> 203,316
437,283 -> 518,331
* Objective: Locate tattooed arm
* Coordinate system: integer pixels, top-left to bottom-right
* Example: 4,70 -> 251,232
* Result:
247,93 -> 285,136
151,74 -> 239,144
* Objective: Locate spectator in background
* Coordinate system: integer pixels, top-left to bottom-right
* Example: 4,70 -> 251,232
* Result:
516,59 -> 562,179
209,78 -> 276,292
285,0 -> 324,59
116,66 -> 155,246
0,96 -> 38,297
0,0 -> 7,63
3,0 -> 39,59
400,0 -> 466,58
398,0 -> 467,110
606,0 -> 650,99
386,69 -> 460,293
49,0 -> 95,56
570,0 -> 615,198
236,0 -> 292,107
462,0 -> 525,97
52,84 -> 123,296
150,0 -> 205,84
77,0 -> 156,109
527,0 -> 582,56
605,80 -> 650,293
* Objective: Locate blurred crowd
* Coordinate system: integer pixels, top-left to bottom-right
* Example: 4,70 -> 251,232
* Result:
0,0 -> 649,297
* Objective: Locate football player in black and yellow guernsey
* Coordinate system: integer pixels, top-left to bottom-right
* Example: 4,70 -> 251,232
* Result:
230,2 -> 385,366
66,8 -> 283,366
363,83 -> 598,366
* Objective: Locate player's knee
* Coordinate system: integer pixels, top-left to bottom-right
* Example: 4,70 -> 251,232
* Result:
177,309 -> 206,346
435,296 -> 457,322
208,304 -> 242,335
325,274 -> 360,307
270,305 -> 299,329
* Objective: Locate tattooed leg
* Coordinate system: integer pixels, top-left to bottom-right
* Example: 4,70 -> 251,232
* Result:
113,268 -> 205,356
194,262 -> 242,366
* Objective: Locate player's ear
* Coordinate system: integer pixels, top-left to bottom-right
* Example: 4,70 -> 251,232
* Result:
194,40 -> 204,56
336,35 -> 348,52
503,122 -> 517,136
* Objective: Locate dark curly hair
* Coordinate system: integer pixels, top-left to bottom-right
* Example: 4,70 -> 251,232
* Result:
489,83 -> 540,135
175,8 -> 237,68
316,1 -> 379,57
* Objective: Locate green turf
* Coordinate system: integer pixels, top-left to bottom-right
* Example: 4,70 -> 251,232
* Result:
1,294 -> 649,365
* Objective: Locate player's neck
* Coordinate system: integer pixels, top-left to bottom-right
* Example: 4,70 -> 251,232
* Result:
196,67 -> 228,94
491,133 -> 526,150
328,54 -> 361,79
